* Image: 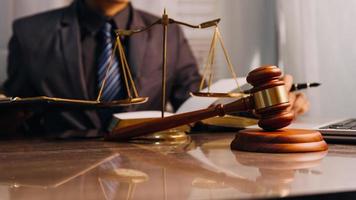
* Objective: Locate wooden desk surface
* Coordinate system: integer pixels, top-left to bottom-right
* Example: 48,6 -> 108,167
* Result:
0,133 -> 355,200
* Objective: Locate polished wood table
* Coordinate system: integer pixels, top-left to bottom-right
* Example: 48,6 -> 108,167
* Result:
0,133 -> 356,200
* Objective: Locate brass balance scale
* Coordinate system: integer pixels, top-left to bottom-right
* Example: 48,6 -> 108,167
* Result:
102,7 -> 328,154
105,9 -> 246,142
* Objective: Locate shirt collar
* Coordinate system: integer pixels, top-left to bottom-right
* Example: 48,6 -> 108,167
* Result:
77,0 -> 132,35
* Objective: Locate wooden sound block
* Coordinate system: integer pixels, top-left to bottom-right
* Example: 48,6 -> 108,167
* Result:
230,129 -> 328,153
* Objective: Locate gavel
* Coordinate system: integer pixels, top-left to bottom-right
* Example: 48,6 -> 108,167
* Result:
105,66 -> 294,141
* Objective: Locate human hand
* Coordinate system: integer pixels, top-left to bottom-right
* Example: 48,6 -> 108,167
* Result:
283,75 -> 310,117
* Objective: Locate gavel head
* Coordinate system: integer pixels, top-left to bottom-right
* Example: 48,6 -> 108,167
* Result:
246,65 -> 294,131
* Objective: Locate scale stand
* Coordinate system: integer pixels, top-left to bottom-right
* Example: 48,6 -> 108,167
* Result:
115,9 -> 224,142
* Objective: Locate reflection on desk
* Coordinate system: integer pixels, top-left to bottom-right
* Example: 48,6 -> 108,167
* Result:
0,134 -> 356,199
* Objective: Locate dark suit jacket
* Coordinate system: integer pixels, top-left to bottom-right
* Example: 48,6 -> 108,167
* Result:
2,2 -> 201,137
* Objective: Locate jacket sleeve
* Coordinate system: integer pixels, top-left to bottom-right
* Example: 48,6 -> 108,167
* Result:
169,26 -> 202,111
1,21 -> 33,97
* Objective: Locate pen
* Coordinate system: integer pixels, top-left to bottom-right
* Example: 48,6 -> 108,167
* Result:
290,82 -> 321,92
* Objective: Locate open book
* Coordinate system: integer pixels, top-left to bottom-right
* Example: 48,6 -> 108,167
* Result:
111,78 -> 258,131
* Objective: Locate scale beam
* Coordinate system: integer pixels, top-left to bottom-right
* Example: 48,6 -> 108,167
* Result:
116,18 -> 221,37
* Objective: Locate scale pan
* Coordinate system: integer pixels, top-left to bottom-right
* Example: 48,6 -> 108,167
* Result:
0,96 -> 149,110
190,92 -> 245,98
99,97 -> 149,107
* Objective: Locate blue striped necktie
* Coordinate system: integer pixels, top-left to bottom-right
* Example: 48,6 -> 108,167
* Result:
98,22 -> 123,102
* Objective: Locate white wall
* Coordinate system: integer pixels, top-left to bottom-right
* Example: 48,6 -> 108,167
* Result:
220,0 -> 277,76
277,0 -> 356,118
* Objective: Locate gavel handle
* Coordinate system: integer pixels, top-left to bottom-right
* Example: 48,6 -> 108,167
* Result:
105,96 -> 253,141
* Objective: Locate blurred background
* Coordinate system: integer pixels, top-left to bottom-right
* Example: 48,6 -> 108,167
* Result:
0,0 -> 355,118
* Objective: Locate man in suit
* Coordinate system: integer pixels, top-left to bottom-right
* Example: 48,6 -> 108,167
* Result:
0,0 -> 201,137
0,0 -> 309,137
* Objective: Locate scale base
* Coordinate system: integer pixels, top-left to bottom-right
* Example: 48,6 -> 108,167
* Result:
130,128 -> 189,144
231,129 -> 328,153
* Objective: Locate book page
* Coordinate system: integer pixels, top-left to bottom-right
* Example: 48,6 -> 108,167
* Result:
176,78 -> 247,114
114,111 -> 173,120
